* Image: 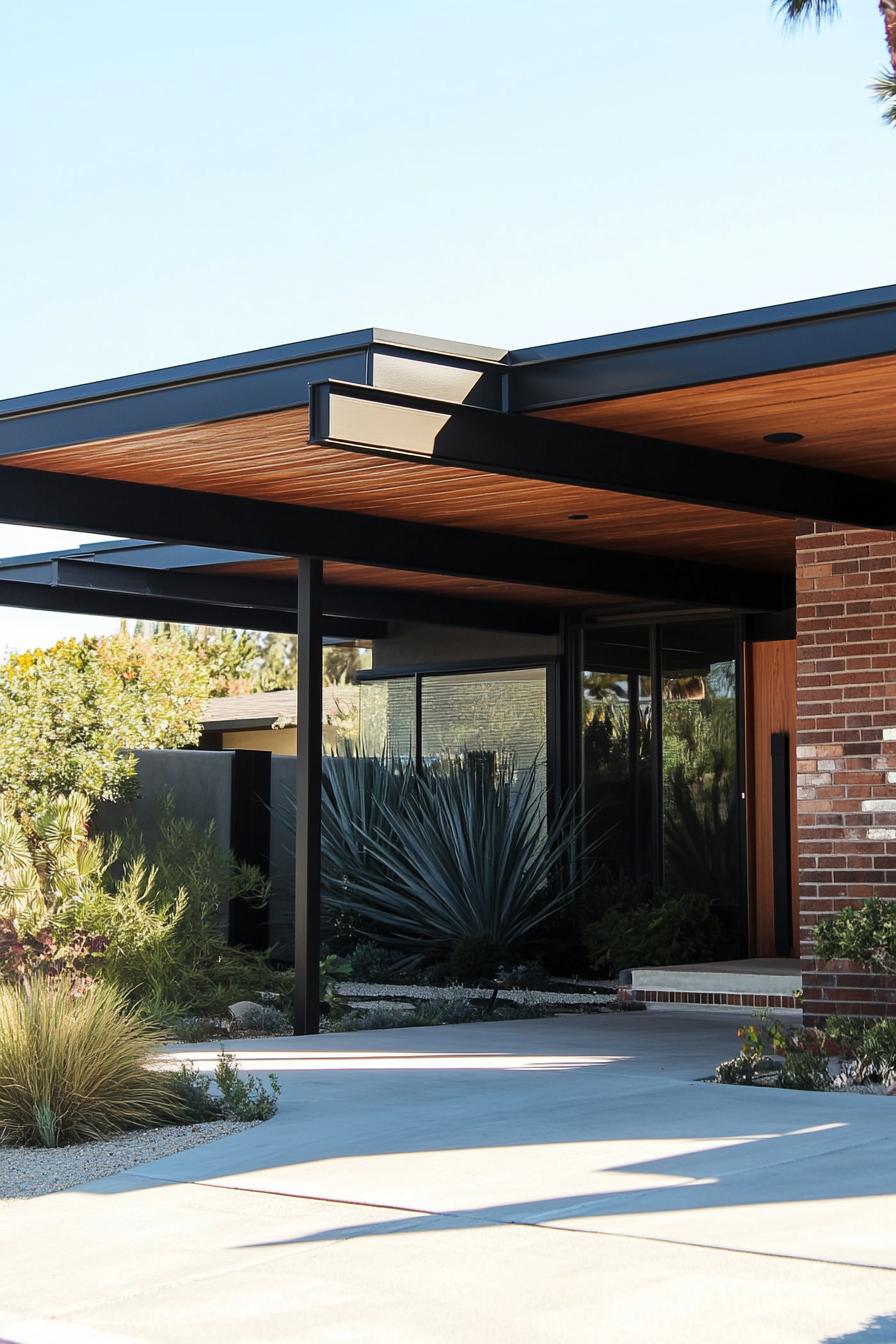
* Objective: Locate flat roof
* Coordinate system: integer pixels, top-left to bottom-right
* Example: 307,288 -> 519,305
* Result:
0,282 -> 892,623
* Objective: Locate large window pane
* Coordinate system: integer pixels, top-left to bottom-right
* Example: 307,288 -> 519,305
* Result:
357,677 -> 416,760
420,668 -> 547,791
582,628 -> 653,880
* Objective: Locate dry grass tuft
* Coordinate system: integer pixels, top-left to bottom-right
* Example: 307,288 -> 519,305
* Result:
0,978 -> 180,1147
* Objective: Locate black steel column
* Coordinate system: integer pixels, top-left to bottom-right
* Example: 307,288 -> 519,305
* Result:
294,556 -> 323,1036
558,613 -> 583,799
627,672 -> 642,878
649,624 -> 664,890
771,731 -> 794,957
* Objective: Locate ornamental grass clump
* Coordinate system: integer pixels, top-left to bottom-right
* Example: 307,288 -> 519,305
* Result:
0,977 -> 179,1147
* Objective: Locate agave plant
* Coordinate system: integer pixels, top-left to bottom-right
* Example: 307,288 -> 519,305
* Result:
314,750 -> 601,962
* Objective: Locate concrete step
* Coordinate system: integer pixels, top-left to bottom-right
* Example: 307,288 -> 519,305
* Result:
629,959 -> 801,1011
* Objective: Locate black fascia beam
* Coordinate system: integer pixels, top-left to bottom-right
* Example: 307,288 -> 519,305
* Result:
0,329 -> 507,461
0,571 -> 384,640
508,285 -> 896,409
0,557 -> 562,635
0,461 -> 790,611
61,542 -> 272,572
53,561 -> 559,635
320,584 -> 562,635
0,349 -> 369,459
309,380 -> 896,531
0,576 -> 297,634
54,558 -> 300,612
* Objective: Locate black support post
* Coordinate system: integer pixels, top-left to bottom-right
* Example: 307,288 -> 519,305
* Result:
771,731 -> 794,957
294,557 -> 323,1036
557,613 -> 583,800
649,625 -> 665,891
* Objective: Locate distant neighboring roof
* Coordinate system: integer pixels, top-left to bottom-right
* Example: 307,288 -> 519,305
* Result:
201,687 -> 356,733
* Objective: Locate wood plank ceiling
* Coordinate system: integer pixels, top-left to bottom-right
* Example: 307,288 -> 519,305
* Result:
539,354 -> 896,478
203,557 -> 633,608
0,404 -> 797,595
6,354 -> 890,609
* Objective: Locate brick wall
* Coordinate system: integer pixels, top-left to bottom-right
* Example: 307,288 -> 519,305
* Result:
797,523 -> 896,1023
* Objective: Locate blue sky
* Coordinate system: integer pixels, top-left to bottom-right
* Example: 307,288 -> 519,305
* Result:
0,0 -> 892,648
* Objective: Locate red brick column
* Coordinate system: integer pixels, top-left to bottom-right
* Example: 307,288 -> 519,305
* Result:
797,523 -> 896,1023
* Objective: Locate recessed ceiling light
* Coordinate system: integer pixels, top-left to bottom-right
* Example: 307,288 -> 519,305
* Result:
568,513 -> 589,520
762,431 -> 804,445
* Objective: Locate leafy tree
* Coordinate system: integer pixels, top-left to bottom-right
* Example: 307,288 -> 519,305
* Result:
257,632 -> 296,690
133,621 -> 265,695
0,632 -> 209,812
134,622 -> 370,694
323,645 -> 368,686
773,0 -> 896,124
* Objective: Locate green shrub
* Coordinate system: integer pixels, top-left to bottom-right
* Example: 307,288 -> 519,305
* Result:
448,933 -> 500,985
319,954 -> 352,1005
348,941 -> 407,983
777,1048 -> 830,1092
824,1014 -> 896,1086
498,960 -> 548,989
576,871 -> 653,932
715,1055 -> 756,1086
0,978 -> 179,1147
414,988 -> 483,1026
331,1004 -> 419,1032
814,897 -> 896,976
211,1052 -> 281,1120
715,1014 -> 830,1093
228,1003 -> 290,1036
163,1063 -> 224,1122
0,792 -> 279,1020
170,1015 -> 229,1043
330,989 -> 553,1033
109,800 -> 275,1015
166,1053 -> 281,1122
584,888 -> 729,976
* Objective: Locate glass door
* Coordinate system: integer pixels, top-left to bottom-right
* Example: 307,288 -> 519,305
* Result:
661,620 -> 743,950
582,627 -> 654,882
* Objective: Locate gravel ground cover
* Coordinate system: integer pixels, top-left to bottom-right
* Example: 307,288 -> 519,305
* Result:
336,981 -> 616,1007
1,1119 -> 258,1202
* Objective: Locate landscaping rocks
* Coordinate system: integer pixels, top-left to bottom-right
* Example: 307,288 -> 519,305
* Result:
0,1119 -> 258,1201
337,981 -> 616,1009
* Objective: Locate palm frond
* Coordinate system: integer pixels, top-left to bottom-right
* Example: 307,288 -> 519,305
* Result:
870,67 -> 896,124
773,0 -> 841,27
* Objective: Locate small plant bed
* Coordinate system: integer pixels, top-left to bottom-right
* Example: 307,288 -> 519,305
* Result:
711,1011 -> 896,1095
0,970 -> 281,1206
322,979 -> 625,1032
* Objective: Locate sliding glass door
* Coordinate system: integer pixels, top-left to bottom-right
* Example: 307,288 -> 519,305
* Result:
582,618 -> 745,951
661,620 -> 741,946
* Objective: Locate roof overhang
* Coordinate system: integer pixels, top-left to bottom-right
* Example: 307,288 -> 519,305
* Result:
0,283 -> 892,625
509,283 -> 896,408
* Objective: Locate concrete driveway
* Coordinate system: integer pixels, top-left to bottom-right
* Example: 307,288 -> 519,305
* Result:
2,1010 -> 896,1344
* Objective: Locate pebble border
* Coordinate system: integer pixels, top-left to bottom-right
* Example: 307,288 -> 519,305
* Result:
336,980 -> 616,1007
1,1119 -> 258,1202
